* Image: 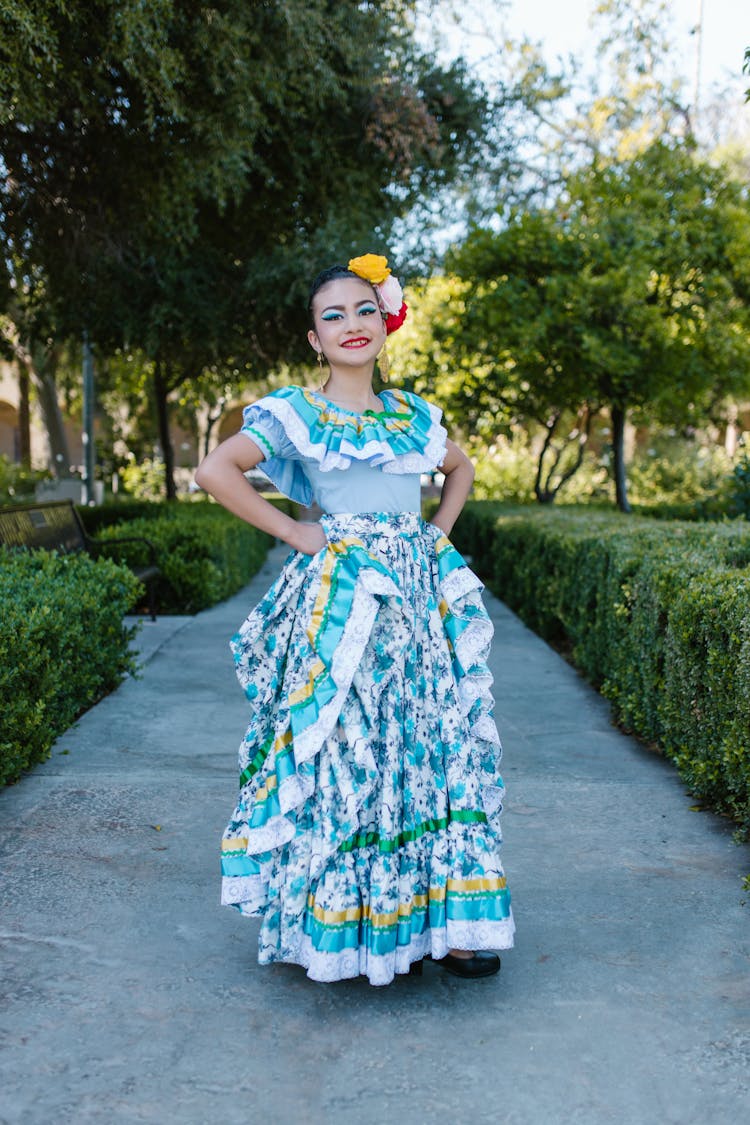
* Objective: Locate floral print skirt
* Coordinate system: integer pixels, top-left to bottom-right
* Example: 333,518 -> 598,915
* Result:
220,512 -> 514,985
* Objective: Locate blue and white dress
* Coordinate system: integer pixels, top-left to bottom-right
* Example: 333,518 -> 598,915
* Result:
220,385 -> 515,985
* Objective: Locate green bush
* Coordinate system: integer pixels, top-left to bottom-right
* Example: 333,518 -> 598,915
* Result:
0,551 -> 141,785
77,498 -> 170,534
78,494 -> 299,537
93,503 -> 273,613
452,502 -> 750,838
626,440 -> 733,507
0,454 -> 52,505
470,438 -> 536,502
729,452 -> 750,519
119,456 -> 169,501
464,432 -> 742,515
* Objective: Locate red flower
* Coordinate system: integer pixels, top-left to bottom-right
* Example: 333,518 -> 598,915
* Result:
385,301 -> 408,335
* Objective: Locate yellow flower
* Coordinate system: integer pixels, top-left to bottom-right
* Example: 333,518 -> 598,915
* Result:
348,254 -> 391,285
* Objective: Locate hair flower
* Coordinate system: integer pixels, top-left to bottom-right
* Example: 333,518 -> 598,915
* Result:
348,252 -> 408,334
376,274 -> 403,315
385,302 -> 408,334
348,254 -> 391,285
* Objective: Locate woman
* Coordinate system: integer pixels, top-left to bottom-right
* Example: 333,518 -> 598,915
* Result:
195,254 -> 514,985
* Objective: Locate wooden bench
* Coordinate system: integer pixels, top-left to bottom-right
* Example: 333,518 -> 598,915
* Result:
0,499 -> 160,620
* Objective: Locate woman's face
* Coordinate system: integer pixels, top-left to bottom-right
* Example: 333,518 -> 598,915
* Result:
308,276 -> 386,368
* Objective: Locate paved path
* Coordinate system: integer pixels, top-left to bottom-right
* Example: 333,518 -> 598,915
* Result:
1,545 -> 748,1124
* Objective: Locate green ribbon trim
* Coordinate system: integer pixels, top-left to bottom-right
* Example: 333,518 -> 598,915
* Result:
339,809 -> 488,855
362,408 -> 413,420
239,732 -> 274,787
243,425 -> 275,460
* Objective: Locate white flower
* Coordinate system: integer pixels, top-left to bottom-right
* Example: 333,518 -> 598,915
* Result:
376,274 -> 403,315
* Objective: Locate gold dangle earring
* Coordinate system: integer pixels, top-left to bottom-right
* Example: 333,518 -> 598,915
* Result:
377,343 -> 390,383
317,349 -> 326,391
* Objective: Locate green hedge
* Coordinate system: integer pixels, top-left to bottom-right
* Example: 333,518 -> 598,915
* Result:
91,503 -> 273,614
452,503 -> 750,839
77,494 -> 298,537
0,551 -> 141,785
77,498 -> 169,534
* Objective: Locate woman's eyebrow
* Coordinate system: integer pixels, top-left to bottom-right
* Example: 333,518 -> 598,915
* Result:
321,300 -> 377,312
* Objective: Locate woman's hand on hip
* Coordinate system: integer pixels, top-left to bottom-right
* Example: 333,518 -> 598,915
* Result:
289,521 -> 328,555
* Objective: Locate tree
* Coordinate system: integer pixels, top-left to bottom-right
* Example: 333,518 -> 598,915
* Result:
1,1 -> 490,494
391,222 -> 600,503
411,141 -> 750,510
567,142 -> 750,509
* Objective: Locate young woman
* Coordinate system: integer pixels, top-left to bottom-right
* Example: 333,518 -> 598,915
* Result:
195,254 -> 514,985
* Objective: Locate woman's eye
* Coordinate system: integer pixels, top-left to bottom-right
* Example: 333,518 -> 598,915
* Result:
321,312 -> 343,321
359,306 -> 377,316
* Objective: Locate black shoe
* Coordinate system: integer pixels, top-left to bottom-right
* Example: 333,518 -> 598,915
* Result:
435,951 -> 501,978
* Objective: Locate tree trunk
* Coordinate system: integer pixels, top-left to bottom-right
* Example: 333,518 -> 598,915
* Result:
18,364 -> 31,468
1,321 -> 71,474
33,362 -> 72,476
153,358 -> 177,501
535,407 -> 595,503
202,395 -> 227,459
534,412 -> 561,504
725,401 -> 739,457
611,403 -> 631,513
34,366 -> 72,477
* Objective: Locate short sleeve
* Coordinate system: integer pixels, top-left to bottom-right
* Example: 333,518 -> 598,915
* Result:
240,401 -> 297,462
238,395 -> 313,506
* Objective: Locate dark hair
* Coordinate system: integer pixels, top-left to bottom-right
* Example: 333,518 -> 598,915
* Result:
307,264 -> 379,324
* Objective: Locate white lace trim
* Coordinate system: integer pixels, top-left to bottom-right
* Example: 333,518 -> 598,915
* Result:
258,391 -> 448,474
440,565 -> 486,602
243,812 -> 296,856
259,918 -> 515,985
481,783 -> 506,822
221,875 -> 265,911
291,567 -> 401,763
444,915 -> 516,953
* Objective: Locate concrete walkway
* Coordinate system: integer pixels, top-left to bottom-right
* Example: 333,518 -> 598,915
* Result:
1,545 -> 748,1125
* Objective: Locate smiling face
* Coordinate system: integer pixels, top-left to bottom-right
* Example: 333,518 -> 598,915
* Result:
308,276 -> 387,369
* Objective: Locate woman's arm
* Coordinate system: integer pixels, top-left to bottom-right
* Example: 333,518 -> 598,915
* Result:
194,435 -> 326,555
429,439 -> 475,537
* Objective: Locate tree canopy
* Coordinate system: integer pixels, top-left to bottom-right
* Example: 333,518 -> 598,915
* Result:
396,141 -> 750,508
1,1 -> 487,341
0,0 -> 490,492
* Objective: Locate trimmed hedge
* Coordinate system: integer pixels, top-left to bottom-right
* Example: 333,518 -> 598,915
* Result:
77,494 -> 298,537
88,503 -> 273,614
77,498 -> 168,534
0,551 -> 141,785
452,503 -> 750,839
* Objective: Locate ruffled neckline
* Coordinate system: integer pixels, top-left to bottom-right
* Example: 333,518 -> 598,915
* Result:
263,386 -> 446,460
301,387 -> 416,427
306,388 -> 392,418
242,384 -> 448,504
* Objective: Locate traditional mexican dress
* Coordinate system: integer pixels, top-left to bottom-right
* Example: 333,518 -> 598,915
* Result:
220,385 -> 514,985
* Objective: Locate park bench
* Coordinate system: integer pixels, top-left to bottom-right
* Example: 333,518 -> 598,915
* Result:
0,499 -> 160,620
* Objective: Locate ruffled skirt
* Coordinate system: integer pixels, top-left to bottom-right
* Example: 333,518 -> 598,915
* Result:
220,512 -> 514,985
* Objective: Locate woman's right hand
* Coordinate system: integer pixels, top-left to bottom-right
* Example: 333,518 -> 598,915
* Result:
289,521 -> 328,556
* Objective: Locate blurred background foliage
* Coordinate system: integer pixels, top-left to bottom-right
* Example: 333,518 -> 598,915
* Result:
1,0 -> 749,512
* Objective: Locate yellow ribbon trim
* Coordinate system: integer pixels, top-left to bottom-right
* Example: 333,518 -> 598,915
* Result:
447,876 -> 507,893
305,538 -> 362,648
288,656 -> 327,707
254,772 -> 279,803
305,877 -> 506,927
306,892 -> 431,928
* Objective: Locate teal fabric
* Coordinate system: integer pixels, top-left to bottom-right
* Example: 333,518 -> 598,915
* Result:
239,385 -> 446,509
